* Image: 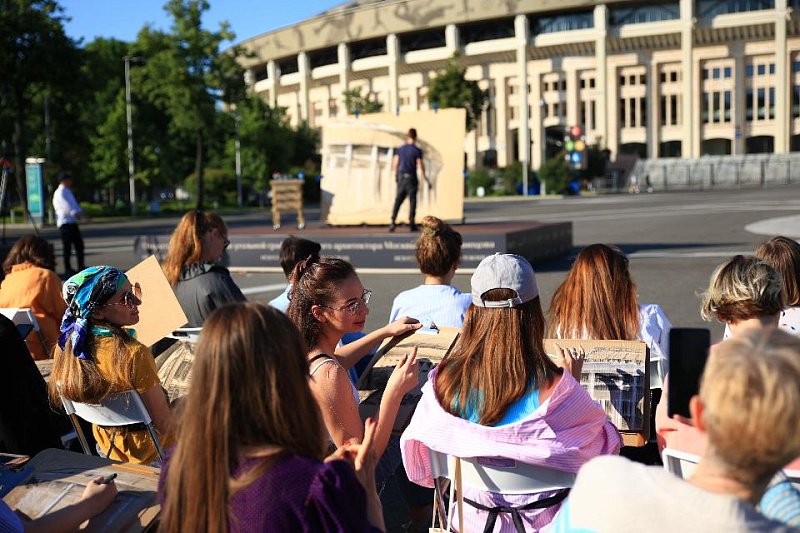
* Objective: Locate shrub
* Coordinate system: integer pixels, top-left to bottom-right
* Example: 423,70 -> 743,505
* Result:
467,166 -> 495,196
538,155 -> 572,194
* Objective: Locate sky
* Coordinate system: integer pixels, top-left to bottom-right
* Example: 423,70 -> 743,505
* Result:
59,0 -> 343,46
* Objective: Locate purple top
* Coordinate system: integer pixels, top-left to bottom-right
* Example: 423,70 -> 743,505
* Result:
160,452 -> 380,532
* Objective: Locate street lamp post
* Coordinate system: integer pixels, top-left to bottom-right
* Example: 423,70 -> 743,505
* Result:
124,55 -> 144,216
234,110 -> 242,207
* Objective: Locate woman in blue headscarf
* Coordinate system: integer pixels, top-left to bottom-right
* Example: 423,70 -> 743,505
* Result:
48,266 -> 172,464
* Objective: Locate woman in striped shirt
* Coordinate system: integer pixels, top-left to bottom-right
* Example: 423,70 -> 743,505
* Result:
401,254 -> 620,532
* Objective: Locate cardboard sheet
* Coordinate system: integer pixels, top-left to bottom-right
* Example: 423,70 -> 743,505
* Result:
125,255 -> 188,347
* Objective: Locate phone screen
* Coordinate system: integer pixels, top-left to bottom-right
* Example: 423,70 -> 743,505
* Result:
668,328 -> 711,418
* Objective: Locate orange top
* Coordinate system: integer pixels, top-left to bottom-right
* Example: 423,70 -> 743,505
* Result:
0,263 -> 66,359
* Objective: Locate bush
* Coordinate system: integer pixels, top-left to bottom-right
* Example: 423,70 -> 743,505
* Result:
538,155 -> 572,194
466,167 -> 495,196
500,162 -> 525,195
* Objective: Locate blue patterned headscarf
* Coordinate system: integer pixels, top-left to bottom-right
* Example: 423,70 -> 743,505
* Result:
59,266 -> 128,360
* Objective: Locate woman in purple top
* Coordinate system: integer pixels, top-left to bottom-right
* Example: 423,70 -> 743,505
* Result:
159,302 -> 385,533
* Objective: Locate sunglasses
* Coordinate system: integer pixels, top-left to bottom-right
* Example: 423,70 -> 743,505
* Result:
321,289 -> 372,315
105,282 -> 142,310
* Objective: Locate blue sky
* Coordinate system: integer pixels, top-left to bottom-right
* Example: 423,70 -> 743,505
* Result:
60,0 -> 343,45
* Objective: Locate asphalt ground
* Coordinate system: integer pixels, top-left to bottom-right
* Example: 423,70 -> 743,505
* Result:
7,185 -> 799,343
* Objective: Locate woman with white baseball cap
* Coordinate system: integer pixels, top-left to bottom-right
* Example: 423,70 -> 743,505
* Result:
401,253 -> 621,532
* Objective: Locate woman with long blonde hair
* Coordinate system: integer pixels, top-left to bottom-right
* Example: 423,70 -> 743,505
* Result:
160,302 -> 385,532
161,209 -> 245,327
547,243 -> 672,387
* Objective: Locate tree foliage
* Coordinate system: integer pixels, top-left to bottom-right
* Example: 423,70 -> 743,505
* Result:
343,88 -> 382,115
427,53 -> 487,131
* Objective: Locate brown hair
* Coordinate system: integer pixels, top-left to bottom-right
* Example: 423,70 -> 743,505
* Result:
162,209 -> 228,286
756,236 -> 800,306
700,328 -> 800,486
3,235 -> 56,273
48,273 -> 138,406
286,257 -> 356,349
279,236 -> 321,277
161,303 -> 324,533
547,244 -> 639,340
415,216 -> 462,278
435,289 -> 558,426
700,255 -> 784,324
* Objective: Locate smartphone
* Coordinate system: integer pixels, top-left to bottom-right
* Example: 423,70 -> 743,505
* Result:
668,328 -> 711,418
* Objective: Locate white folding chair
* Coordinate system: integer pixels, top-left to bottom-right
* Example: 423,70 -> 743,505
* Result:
428,449 -> 576,531
662,447 -> 700,479
60,389 -> 165,461
0,307 -> 49,355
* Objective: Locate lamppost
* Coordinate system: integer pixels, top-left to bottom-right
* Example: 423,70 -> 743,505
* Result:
124,55 -> 145,216
234,109 -> 242,207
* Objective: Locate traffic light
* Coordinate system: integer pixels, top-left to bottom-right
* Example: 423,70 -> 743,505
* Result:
564,125 -> 588,170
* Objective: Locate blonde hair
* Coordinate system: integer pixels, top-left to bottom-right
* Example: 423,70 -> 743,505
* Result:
415,216 -> 462,277
162,210 -> 228,286
756,236 -> 800,306
700,255 -> 785,324
699,328 -> 800,485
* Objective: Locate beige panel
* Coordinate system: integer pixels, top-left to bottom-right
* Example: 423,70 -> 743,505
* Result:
321,109 -> 466,225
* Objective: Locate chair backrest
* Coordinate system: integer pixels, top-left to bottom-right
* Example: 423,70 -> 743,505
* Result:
662,447 -> 700,480
0,308 -> 41,332
61,390 -> 153,427
429,449 -> 576,495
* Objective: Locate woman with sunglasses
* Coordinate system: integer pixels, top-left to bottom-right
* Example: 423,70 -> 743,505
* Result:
287,256 -> 421,460
49,266 -> 172,465
162,209 -> 245,327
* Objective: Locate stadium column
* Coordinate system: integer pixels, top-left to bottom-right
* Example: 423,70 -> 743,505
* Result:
775,0 -> 789,154
445,24 -> 459,54
267,60 -> 278,108
515,14 -> 531,175
594,4 -> 608,153
733,44 -> 745,156
680,0 -> 696,158
337,43 -> 350,118
298,52 -> 310,123
387,34 -> 400,114
648,59 -> 659,159
566,69 -> 580,130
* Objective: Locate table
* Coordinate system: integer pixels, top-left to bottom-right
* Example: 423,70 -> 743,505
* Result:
3,448 -> 160,531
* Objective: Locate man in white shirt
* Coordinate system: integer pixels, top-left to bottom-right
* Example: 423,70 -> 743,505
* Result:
52,172 -> 85,274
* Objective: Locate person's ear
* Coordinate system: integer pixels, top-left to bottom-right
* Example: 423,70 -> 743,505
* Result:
690,395 -> 706,432
311,305 -> 326,323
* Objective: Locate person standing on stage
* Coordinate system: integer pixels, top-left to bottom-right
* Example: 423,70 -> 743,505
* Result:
390,128 -> 429,232
52,172 -> 86,275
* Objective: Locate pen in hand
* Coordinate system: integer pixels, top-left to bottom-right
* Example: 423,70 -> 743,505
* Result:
98,473 -> 117,484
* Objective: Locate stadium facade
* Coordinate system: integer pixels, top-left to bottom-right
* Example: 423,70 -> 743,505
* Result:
236,0 -> 800,169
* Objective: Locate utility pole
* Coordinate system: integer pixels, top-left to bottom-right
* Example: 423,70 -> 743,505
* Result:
124,55 -> 145,216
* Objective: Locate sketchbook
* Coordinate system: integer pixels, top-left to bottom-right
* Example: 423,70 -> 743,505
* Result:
544,339 -> 650,439
3,448 -> 160,532
356,327 -> 460,432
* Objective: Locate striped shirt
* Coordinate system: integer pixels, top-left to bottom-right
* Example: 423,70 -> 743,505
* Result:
389,284 -> 472,328
401,368 -> 621,532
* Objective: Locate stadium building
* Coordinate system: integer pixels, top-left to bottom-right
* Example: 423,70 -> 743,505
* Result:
236,0 -> 800,170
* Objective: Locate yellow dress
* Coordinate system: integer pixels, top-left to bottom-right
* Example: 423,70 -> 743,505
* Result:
91,335 -> 170,464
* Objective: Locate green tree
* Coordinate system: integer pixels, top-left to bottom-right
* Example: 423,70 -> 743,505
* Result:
0,0 -> 80,206
343,88 -> 382,115
538,154 -> 571,194
137,0 -> 245,208
427,53 -> 487,131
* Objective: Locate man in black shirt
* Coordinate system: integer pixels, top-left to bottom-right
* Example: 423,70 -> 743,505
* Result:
390,128 -> 428,232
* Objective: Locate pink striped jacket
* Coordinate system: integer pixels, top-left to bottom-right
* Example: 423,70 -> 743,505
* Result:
401,369 -> 621,532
